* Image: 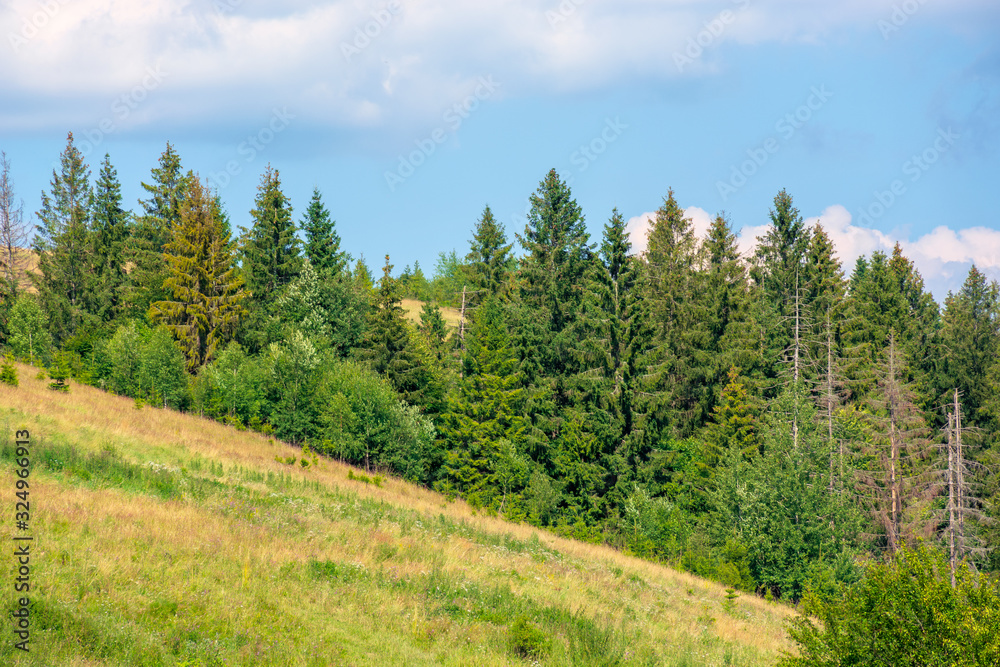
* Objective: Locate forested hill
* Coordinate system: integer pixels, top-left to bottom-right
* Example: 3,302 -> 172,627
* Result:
2,134 -> 999,607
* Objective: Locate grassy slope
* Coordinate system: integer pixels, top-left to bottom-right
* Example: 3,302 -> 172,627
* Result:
401,299 -> 463,330
0,363 -> 794,666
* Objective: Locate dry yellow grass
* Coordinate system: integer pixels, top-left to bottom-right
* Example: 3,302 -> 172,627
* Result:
0,362 -> 796,665
401,298 -> 464,330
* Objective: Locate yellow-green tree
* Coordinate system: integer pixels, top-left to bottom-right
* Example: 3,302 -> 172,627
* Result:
150,176 -> 245,371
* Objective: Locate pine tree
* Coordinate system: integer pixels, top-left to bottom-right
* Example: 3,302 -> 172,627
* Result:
243,165 -> 301,304
124,142 -> 188,316
149,176 -> 246,371
31,132 -> 94,343
466,205 -> 513,298
301,187 -> 348,276
90,154 -> 130,320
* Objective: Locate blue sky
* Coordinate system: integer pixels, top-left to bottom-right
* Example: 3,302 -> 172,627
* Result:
1,0 -> 998,301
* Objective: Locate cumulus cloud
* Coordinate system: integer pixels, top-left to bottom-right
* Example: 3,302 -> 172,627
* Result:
745,204 -> 1000,299
625,205 -> 712,256
625,201 -> 999,299
1,0 -> 996,136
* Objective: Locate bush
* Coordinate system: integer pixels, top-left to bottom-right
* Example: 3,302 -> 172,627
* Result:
780,545 -> 1000,667
509,616 -> 547,659
0,359 -> 17,386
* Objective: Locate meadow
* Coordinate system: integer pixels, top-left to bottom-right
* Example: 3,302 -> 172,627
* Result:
0,362 -> 795,666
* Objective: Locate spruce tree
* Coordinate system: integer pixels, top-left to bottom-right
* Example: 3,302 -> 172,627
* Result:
90,154 -> 130,320
642,189 -> 705,437
751,189 -> 811,317
357,256 -> 442,411
149,176 -> 246,371
243,165 -> 301,304
301,187 -> 347,276
514,169 -> 592,383
437,294 -> 528,514
577,208 -> 650,463
124,143 -> 188,316
936,265 -> 1000,425
466,205 -> 513,298
32,132 -> 94,343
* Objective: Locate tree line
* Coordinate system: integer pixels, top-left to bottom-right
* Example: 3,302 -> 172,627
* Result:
1,132 -> 999,603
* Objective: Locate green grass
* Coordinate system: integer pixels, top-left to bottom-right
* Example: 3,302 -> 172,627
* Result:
0,364 -> 795,665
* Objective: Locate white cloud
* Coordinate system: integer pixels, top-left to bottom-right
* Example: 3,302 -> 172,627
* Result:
1,0 -> 996,134
745,204 -> 1000,299
625,205 -> 713,255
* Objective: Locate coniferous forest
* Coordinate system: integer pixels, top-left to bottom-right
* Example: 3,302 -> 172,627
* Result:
3,133 -> 1000,638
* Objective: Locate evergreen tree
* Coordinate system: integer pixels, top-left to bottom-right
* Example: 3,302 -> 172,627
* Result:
574,208 -> 651,497
243,165 -> 301,304
90,154 -> 130,320
751,189 -> 811,317
642,189 -> 705,437
357,256 -> 442,411
466,205 -> 513,298
149,176 -> 246,371
841,246 -> 938,402
514,169 -> 592,383
715,379 -> 862,600
936,265 -> 1000,425
301,187 -> 347,276
437,295 -> 529,515
31,132 -> 94,343
124,143 -> 188,316
702,213 -> 757,406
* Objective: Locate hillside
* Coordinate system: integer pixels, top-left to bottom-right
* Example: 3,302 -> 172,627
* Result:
401,298 -> 464,330
0,363 -> 795,666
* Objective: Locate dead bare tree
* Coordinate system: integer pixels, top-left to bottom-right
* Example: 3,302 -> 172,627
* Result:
0,151 -> 31,298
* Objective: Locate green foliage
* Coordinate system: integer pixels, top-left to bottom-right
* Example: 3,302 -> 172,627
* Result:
31,131 -> 95,344
242,165 -> 300,305
90,153 -> 130,320
301,186 -> 348,276
138,326 -> 188,409
7,292 -> 53,364
149,177 -> 246,371
466,204 -> 513,299
122,143 -> 187,317
509,616 -> 548,659
318,359 -> 438,483
0,357 -> 17,385
48,350 -> 73,391
780,546 -> 1000,667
